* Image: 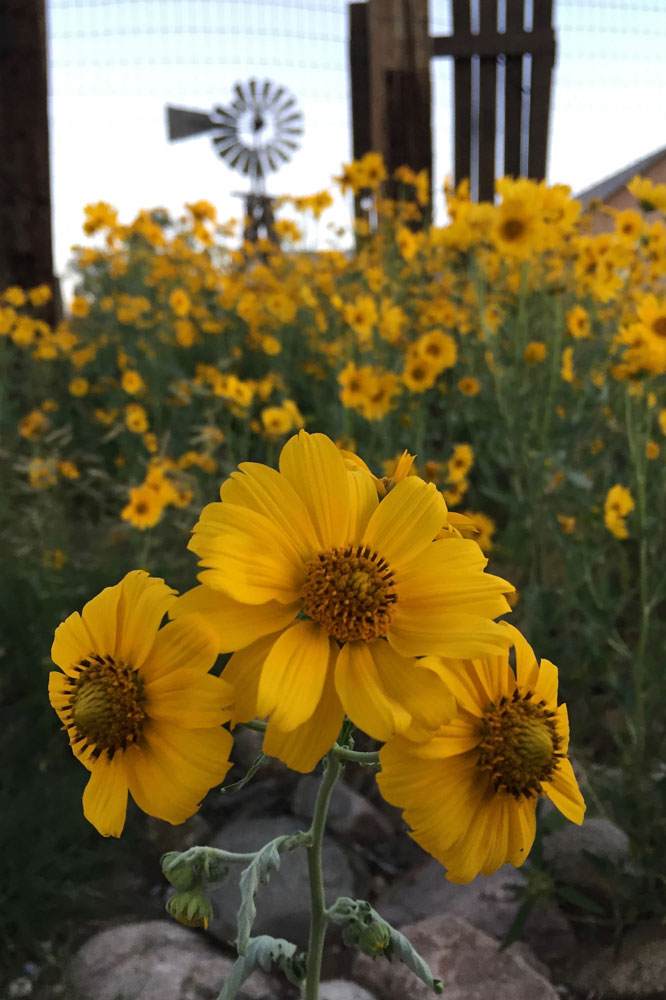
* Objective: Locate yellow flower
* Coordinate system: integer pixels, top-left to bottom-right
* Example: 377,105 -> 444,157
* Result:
604,484 -> 634,540
524,341 -> 547,364
462,510 -> 495,553
261,406 -> 292,437
18,409 -> 48,439
69,377 -> 89,397
125,403 -> 149,434
3,286 -> 26,307
627,175 -> 666,213
49,572 -> 233,836
447,443 -> 474,484
70,296 -> 90,319
122,485 -> 164,529
560,347 -> 574,383
29,284 -> 53,307
557,514 -> 576,534
121,370 -> 145,395
414,330 -> 458,372
169,288 -> 191,317
174,432 -> 513,771
458,376 -> 480,397
377,624 -> 585,883
646,440 -> 660,460
28,457 -> 57,489
402,356 -> 438,393
58,460 -> 80,480
659,409 -> 666,436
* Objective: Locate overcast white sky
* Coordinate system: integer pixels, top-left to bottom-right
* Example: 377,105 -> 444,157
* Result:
48,0 -> 666,276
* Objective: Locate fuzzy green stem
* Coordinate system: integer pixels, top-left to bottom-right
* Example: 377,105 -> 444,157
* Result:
304,749 -> 343,1000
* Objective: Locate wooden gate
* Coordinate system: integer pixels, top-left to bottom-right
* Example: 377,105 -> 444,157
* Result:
349,0 -> 556,203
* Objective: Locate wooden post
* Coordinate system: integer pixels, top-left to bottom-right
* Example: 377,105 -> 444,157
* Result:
352,0 -> 432,202
0,0 -> 57,319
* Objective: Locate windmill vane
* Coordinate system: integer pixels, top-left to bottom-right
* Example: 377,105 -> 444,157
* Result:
166,78 -> 304,193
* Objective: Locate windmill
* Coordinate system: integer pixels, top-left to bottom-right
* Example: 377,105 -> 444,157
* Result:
166,79 -> 304,243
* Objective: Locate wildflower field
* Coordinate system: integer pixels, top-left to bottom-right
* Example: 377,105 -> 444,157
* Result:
4,157 -> 666,979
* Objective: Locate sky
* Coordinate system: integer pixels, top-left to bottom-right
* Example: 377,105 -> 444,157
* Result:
47,0 -> 666,277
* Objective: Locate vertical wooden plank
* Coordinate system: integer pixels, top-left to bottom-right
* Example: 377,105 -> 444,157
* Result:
527,0 -> 555,179
504,0 -> 524,177
0,0 -> 57,321
477,0 -> 498,200
452,0 -> 472,189
349,3 -> 371,160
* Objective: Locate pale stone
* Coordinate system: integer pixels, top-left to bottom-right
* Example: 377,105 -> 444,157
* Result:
352,913 -> 560,1000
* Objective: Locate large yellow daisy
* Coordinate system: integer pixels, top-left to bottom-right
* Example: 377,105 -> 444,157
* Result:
174,431 -> 513,770
376,624 -> 585,883
49,571 -> 233,837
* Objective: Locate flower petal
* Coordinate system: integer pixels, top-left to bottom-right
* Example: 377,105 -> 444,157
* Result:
362,477 -> 447,570
335,641 -> 411,741
279,431 -> 352,548
220,461 -> 319,559
125,722 -> 232,825
52,611 -> 95,675
192,503 -> 305,605
140,615 -> 219,682
263,646 -> 344,772
223,633 -> 281,725
115,571 -> 176,669
534,657 -> 559,707
389,612 -> 512,660
82,755 -> 129,837
507,623 -> 540,691
171,585 -> 298,653
257,621 -> 332,731
347,466 -> 380,544
366,640 -> 457,738
543,758 -> 585,824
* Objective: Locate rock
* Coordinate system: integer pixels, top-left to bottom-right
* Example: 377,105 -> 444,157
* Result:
352,914 -> 559,1000
292,776 -> 393,843
67,920 -> 277,1000
319,981 -> 379,1000
372,859 -> 575,968
208,815 -> 355,947
573,922 -> 666,998
542,817 -> 630,897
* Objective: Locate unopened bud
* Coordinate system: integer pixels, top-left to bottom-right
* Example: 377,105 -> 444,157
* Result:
162,852 -> 197,891
166,889 -> 214,930
358,920 -> 391,957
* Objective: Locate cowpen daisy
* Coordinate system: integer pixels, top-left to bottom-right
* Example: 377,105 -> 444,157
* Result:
173,431 -> 513,771
376,623 -> 585,883
49,571 -> 233,836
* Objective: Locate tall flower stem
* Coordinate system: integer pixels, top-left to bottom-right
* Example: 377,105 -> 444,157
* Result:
304,748 -> 343,1000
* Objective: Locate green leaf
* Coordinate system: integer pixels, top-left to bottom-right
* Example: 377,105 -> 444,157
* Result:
220,752 -> 266,795
556,885 -> 606,915
328,897 -> 443,994
236,832 -> 311,955
217,935 -> 305,1000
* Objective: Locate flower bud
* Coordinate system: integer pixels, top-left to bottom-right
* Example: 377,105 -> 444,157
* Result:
358,919 -> 391,958
166,889 -> 214,930
162,852 -> 198,891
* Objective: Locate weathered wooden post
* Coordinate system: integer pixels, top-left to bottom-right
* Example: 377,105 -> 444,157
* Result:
0,0 -> 57,318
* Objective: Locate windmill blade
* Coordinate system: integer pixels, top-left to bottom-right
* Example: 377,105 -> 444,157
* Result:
233,82 -> 251,109
166,105 -> 215,141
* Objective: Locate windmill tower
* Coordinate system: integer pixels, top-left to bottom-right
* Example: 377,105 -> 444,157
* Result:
166,79 -> 304,243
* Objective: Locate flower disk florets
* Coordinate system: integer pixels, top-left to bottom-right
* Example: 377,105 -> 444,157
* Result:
301,544 -> 397,643
65,654 -> 145,755
477,690 -> 562,799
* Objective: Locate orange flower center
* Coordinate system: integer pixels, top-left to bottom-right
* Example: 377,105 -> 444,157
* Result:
302,545 -> 397,643
651,316 -> 666,338
477,692 -> 562,799
500,218 -> 525,242
62,654 -> 145,758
